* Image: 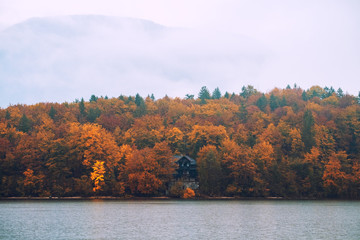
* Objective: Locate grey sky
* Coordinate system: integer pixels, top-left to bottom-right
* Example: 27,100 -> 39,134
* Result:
0,0 -> 359,106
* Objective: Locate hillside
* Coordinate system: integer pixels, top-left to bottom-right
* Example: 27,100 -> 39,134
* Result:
1,85 -> 359,198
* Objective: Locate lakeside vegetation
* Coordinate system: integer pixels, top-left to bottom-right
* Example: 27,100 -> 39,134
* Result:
1,85 -> 360,199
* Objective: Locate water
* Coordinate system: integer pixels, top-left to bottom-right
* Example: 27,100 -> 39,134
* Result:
0,200 -> 359,240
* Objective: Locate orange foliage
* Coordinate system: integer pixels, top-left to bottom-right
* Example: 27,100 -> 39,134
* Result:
1,86 -> 359,198
182,188 -> 195,198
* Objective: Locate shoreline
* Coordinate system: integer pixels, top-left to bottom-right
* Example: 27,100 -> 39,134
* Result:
1,196 -> 358,201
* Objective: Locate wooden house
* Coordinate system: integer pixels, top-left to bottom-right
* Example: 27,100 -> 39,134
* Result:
171,155 -> 199,190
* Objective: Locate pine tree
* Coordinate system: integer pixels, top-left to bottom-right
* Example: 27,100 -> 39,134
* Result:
269,94 -> 279,111
302,90 -> 308,101
212,87 -> 221,99
18,114 -> 32,133
302,110 -> 315,152
79,98 -> 86,116
256,94 -> 268,112
337,88 -> 344,98
134,93 -> 147,117
49,106 -> 57,120
89,95 -> 98,102
198,86 -> 211,104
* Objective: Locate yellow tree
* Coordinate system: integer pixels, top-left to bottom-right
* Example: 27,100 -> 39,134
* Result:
65,122 -> 121,194
289,128 -> 305,158
90,160 -> 106,193
188,124 -> 228,156
165,127 -> 184,154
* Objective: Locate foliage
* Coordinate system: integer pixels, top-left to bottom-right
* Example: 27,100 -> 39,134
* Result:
183,188 -> 195,198
0,85 -> 360,198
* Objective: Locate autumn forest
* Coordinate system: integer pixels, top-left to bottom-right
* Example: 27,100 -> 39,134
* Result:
1,85 -> 360,199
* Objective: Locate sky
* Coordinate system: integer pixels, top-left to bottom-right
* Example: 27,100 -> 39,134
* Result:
0,0 -> 359,106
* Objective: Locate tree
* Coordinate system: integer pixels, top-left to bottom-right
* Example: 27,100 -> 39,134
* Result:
87,107 -> 101,123
302,91 -> 308,101
90,160 -> 106,193
323,151 -> 350,197
188,124 -> 228,156
79,98 -> 86,115
337,88 -> 344,98
269,94 -> 279,111
256,94 -> 268,112
212,87 -> 221,99
183,188 -> 195,198
302,110 -> 315,152
22,169 -> 45,196
89,95 -> 98,102
18,114 -> 32,133
221,139 -> 260,196
125,142 -> 174,196
197,145 -> 222,196
198,86 -> 211,104
240,85 -> 257,99
48,106 -> 57,120
134,93 -> 147,117
185,94 -> 194,100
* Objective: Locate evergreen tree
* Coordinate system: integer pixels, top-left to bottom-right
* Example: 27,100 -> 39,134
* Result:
185,94 -> 194,100
198,86 -> 211,104
302,90 -> 308,101
280,96 -> 287,107
224,92 -> 230,99
150,94 -> 155,101
302,110 -> 315,152
337,88 -> 344,98
240,85 -> 257,99
238,102 -> 248,123
212,87 -> 221,99
49,106 -> 57,120
256,94 -> 268,112
134,93 -> 147,117
269,94 -> 279,111
79,98 -> 86,116
18,114 -> 32,133
5,110 -> 10,120
89,95 -> 98,102
87,107 -> 101,123
135,93 -> 144,107
197,146 -> 222,196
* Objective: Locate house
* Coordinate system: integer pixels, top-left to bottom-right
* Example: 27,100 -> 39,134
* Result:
171,155 -> 199,190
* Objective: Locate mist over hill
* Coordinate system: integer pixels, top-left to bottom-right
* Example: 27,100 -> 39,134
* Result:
0,15 -> 265,107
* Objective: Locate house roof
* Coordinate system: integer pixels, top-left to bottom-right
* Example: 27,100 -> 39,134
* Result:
174,155 -> 196,165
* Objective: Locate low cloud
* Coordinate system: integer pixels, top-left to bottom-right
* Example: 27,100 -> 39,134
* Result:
0,15 -> 266,106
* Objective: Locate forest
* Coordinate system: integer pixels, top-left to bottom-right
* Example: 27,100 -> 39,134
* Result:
0,85 -> 360,199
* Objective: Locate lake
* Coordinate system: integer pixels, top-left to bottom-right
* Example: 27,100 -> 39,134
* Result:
0,200 -> 359,239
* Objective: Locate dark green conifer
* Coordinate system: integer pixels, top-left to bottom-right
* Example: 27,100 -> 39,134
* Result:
212,87 -> 221,99
18,114 -> 32,133
302,110 -> 315,152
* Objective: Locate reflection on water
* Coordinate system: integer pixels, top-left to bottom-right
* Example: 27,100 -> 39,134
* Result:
0,200 -> 359,239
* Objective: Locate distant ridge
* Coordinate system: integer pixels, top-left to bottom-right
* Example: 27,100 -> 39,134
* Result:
0,15 -> 265,107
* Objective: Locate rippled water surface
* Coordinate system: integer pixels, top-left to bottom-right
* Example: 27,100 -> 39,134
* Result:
0,200 -> 359,239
